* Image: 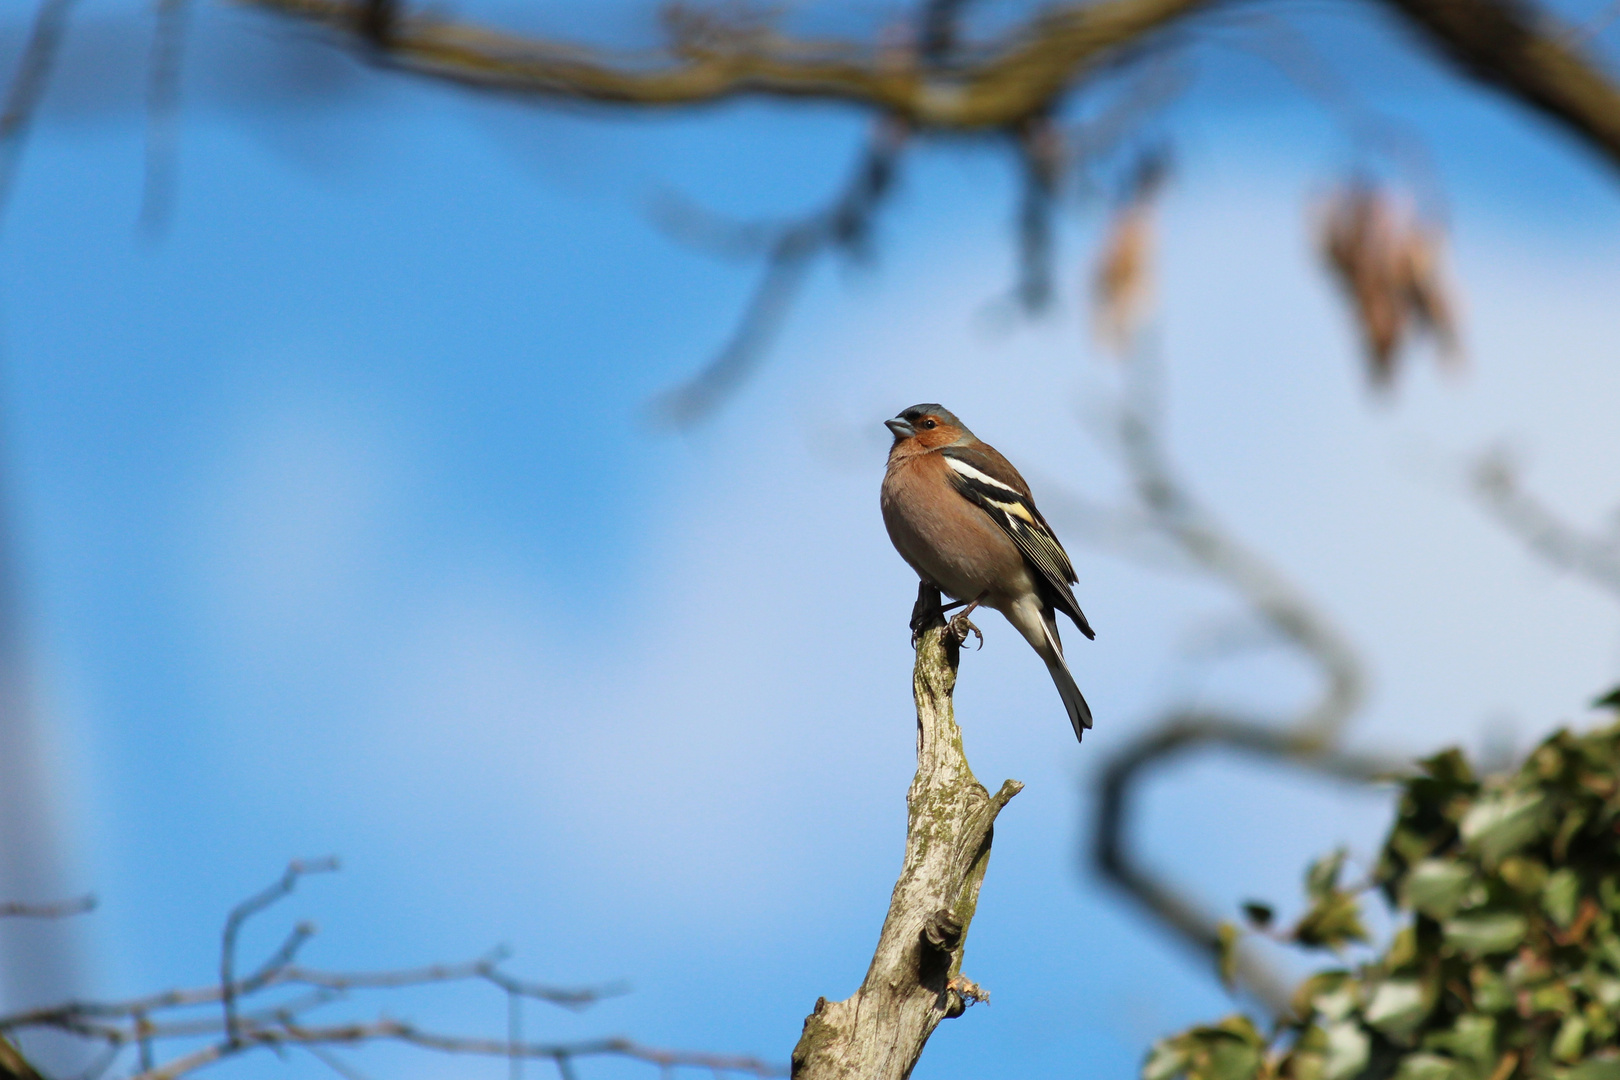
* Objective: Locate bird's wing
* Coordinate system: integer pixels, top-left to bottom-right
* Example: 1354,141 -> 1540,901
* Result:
940,445 -> 1095,640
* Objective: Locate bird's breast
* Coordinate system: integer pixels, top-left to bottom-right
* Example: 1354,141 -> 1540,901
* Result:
881,456 -> 1031,603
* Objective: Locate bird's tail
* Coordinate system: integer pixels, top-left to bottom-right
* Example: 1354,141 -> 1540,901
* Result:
1039,612 -> 1093,742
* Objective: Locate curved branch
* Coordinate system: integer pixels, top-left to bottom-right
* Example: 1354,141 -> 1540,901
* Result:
1062,346 -> 1397,1014
240,0 -> 1620,169
240,0 -> 1211,129
651,118 -> 907,426
1,872 -> 734,1080
0,0 -> 79,231
0,1035 -> 44,1080
1380,0 -> 1620,169
791,586 -> 1020,1080
1093,712 -> 1393,1013
1471,448 -> 1620,601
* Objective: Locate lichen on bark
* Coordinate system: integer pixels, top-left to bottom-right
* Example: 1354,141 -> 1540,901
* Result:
790,586 -> 1022,1080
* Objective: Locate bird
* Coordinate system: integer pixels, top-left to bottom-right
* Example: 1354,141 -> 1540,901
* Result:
880,404 -> 1095,742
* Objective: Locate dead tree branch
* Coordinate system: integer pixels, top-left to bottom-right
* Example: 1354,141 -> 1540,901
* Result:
0,1034 -> 44,1080
1049,343 -> 1400,1014
1471,447 -> 1620,601
241,0 -> 1212,130
651,117 -> 908,426
0,897 -> 94,919
239,0 -> 1620,172
791,588 -> 1020,1080
0,0 -> 78,232
140,0 -> 191,236
219,857 -> 338,1045
1,864 -> 779,1080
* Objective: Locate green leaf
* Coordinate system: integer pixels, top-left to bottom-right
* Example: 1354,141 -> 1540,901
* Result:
1203,1038 -> 1263,1080
1303,974 -> 1360,1023
1364,978 -> 1432,1039
1554,1015 -> 1590,1064
1497,856 -> 1548,896
1143,1039 -> 1191,1080
1470,965 -> 1514,1013
1390,1053 -> 1455,1080
1417,748 -> 1475,787
1404,860 -> 1477,920
1459,790 -> 1546,864
1321,1021 -> 1369,1080
1425,1015 -> 1495,1070
1386,926 -> 1418,970
1143,719 -> 1620,1080
1553,808 -> 1591,862
1154,1020 -> 1267,1080
1306,849 -> 1349,900
1593,685 -> 1620,710
1588,975 -> 1620,1010
1294,890 -> 1370,952
1566,1055 -> 1620,1080
1544,868 -> 1583,928
1442,912 -> 1528,957
1241,901 -> 1274,930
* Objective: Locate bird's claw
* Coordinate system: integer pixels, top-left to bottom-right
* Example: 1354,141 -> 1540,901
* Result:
910,585 -> 945,649
947,613 -> 982,649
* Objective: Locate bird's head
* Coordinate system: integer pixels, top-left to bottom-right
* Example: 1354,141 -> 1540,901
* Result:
885,404 -> 971,452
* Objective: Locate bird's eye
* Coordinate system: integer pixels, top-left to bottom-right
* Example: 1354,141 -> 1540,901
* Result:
922,419 -> 937,429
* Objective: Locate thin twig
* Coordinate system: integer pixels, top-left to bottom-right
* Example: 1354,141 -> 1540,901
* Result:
302,1044 -> 371,1080
220,858 -> 339,1046
122,1021 -> 783,1080
1069,342 -> 1396,1014
508,990 -> 523,1080
139,0 -> 190,237
652,117 -> 908,426
0,865 -> 780,1080
0,0 -> 77,232
1015,117 -> 1061,312
1472,448 -> 1620,600
0,895 -> 95,918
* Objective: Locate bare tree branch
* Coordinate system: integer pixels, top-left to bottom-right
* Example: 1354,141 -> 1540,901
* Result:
1,869 -> 774,1080
791,588 -> 1020,1080
220,857 -> 338,1046
1382,0 -> 1620,169
240,0 -> 1620,172
1471,447 -> 1620,600
0,0 -> 77,233
140,0 -> 191,236
121,1023 -> 783,1080
0,896 -> 94,919
241,0 -> 1213,130
652,117 -> 907,426
1050,341 -> 1401,1013
0,1034 -> 45,1080
0,954 -> 624,1032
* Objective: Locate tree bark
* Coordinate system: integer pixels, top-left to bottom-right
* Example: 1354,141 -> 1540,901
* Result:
0,1034 -> 44,1080
790,588 -> 1021,1080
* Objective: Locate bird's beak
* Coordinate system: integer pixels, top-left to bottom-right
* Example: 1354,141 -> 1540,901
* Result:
885,417 -> 915,439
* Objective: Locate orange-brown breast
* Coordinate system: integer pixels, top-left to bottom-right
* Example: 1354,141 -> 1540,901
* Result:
881,450 -> 1035,605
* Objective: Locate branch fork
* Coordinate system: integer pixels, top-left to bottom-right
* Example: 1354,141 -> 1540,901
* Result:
791,586 -> 1021,1080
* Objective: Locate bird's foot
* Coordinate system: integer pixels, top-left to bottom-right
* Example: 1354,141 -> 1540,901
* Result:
947,612 -> 982,649
910,583 -> 945,649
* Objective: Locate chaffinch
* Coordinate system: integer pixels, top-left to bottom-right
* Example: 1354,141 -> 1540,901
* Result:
881,405 -> 1095,742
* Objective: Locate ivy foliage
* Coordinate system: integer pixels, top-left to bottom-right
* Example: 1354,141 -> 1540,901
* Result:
1145,711 -> 1620,1080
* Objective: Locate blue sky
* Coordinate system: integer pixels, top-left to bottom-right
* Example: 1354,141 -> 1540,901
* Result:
2,2 -> 1620,1078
